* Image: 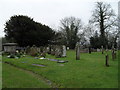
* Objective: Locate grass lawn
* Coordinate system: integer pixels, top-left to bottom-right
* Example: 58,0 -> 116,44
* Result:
2,50 -> 118,88
2,63 -> 50,88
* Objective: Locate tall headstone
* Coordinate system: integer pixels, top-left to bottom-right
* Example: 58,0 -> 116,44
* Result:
76,43 -> 80,60
105,54 -> 109,67
62,45 -> 66,57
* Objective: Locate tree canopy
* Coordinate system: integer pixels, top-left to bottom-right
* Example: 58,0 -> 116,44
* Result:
4,15 -> 55,47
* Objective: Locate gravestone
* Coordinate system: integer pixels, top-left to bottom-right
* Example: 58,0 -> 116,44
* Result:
46,47 -> 50,53
62,45 -> 66,57
97,48 -> 101,52
25,46 -> 31,54
76,43 -> 80,60
105,54 -> 109,67
48,45 -> 52,54
55,45 -> 62,58
29,45 -> 38,56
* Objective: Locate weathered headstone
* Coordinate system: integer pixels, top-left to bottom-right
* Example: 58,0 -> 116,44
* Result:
105,54 -> 109,67
25,46 -> 31,54
62,45 -> 66,57
76,43 -> 80,60
29,45 -> 38,56
46,47 -> 50,53
97,48 -> 100,52
55,45 -> 62,58
48,45 -> 52,54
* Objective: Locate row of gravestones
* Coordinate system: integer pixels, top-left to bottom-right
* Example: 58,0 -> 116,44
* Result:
47,45 -> 66,58
25,45 -> 67,58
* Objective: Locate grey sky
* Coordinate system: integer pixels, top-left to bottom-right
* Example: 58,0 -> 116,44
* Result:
0,0 -> 119,37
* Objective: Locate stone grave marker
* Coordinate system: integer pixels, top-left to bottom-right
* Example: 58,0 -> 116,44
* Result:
105,54 -> 109,67
29,45 -> 38,56
55,45 -> 62,58
76,43 -> 80,60
62,45 -> 66,57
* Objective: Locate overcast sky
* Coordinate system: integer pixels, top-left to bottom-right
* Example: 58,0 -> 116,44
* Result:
0,0 -> 119,37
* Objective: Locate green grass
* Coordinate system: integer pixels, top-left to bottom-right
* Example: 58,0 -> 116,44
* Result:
2,50 -> 118,88
2,63 -> 50,88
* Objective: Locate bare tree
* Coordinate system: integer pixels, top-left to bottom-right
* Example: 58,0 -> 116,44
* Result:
83,23 -> 96,41
89,2 -> 116,47
60,16 -> 82,49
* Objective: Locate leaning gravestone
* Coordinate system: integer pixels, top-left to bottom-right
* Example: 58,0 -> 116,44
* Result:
76,43 -> 80,60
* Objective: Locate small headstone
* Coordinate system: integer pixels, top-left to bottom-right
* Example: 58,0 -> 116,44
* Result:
55,45 -> 62,58
29,45 -> 38,56
97,48 -> 100,52
25,46 -> 31,54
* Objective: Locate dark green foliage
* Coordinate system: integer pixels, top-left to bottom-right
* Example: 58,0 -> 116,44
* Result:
90,31 -> 101,49
4,15 -> 55,47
